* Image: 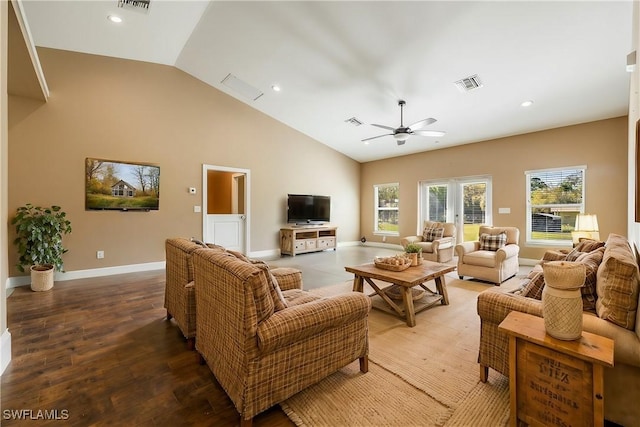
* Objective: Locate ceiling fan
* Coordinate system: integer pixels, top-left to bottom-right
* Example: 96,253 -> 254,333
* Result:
362,100 -> 445,146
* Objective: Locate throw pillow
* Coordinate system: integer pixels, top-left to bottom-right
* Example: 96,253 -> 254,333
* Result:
422,226 -> 434,241
576,247 -> 605,313
575,239 -> 605,253
596,235 -> 640,330
565,248 -> 585,262
521,270 -> 545,300
253,262 -> 288,312
190,237 -> 208,248
424,227 -> 444,242
479,232 -> 507,251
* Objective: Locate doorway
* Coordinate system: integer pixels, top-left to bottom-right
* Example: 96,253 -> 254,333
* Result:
202,164 -> 250,253
419,176 -> 492,244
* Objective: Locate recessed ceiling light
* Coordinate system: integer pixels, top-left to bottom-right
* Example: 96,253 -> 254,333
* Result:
271,84 -> 281,92
521,100 -> 534,107
107,15 -> 123,23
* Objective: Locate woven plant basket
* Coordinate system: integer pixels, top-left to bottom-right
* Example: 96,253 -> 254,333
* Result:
541,261 -> 585,340
30,264 -> 54,292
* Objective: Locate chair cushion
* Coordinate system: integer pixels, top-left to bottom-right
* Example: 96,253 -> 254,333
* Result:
479,232 -> 506,251
463,250 -> 497,268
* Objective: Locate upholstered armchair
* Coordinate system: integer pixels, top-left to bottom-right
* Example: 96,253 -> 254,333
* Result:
164,237 -> 303,350
454,225 -> 520,284
401,220 -> 456,263
192,248 -> 371,427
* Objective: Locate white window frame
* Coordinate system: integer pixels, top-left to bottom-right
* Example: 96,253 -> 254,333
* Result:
525,165 -> 586,247
373,183 -> 399,236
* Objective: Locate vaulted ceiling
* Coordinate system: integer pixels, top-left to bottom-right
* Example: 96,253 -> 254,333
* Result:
19,1 -> 634,162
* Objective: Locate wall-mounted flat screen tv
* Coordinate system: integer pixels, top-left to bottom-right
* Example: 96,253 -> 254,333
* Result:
85,158 -> 160,211
287,194 -> 330,224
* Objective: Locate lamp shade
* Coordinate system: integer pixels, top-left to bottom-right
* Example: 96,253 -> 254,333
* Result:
575,214 -> 599,232
572,213 -> 600,243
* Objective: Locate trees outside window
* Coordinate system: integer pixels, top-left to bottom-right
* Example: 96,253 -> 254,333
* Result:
374,183 -> 399,235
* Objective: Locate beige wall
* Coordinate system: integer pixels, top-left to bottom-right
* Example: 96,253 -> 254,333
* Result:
7,48 -> 360,277
360,117 -> 628,260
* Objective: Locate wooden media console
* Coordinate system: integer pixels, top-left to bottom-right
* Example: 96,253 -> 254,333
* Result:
280,226 -> 337,256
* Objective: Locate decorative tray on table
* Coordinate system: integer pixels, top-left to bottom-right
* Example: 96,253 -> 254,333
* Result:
373,255 -> 411,271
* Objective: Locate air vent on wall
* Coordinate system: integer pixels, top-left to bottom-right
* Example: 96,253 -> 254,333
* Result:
454,74 -> 483,92
344,117 -> 364,126
118,0 -> 150,14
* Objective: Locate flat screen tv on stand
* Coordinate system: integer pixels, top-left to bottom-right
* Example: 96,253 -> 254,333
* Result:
287,194 -> 330,226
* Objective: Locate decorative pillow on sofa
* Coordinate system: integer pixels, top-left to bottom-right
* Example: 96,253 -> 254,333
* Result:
424,227 -> 444,242
596,234 -> 640,330
575,239 -> 605,253
576,247 -> 605,313
479,232 -> 506,251
520,270 -> 545,300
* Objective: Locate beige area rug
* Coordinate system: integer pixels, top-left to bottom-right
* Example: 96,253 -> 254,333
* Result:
280,274 -> 521,427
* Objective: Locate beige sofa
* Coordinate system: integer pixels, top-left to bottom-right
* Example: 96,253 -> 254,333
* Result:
401,220 -> 456,263
477,233 -> 640,427
192,248 -> 371,427
455,225 -> 520,284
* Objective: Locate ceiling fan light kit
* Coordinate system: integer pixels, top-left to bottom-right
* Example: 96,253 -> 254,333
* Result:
363,100 -> 445,145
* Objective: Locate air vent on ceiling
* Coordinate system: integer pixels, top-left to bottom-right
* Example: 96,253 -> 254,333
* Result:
344,117 -> 364,126
454,74 -> 483,92
118,0 -> 150,14
221,74 -> 263,101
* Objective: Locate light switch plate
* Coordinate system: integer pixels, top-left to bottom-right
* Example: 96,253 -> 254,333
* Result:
194,205 -> 201,213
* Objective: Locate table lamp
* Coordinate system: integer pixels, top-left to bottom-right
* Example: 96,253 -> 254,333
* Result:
571,213 -> 600,244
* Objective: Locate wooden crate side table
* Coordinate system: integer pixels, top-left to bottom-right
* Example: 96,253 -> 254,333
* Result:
498,311 -> 614,427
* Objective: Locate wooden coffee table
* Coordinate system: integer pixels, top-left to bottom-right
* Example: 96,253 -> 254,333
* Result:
345,260 -> 456,327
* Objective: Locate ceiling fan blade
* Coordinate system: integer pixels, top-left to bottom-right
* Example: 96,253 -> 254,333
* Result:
408,117 -> 437,130
362,133 -> 393,142
413,129 -> 446,137
370,124 -> 396,131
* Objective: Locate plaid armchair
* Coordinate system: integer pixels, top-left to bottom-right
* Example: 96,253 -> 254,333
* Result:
192,248 -> 371,427
164,237 -> 303,350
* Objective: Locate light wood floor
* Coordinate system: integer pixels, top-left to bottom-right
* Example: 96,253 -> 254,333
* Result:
1,270 -> 294,426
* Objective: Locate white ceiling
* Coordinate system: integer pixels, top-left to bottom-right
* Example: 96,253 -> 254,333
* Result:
21,1 -> 633,163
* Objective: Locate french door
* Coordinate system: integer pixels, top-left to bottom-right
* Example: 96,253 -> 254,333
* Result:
419,176 -> 492,243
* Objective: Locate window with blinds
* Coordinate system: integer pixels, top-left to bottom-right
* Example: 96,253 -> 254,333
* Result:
374,183 -> 399,235
525,166 -> 585,245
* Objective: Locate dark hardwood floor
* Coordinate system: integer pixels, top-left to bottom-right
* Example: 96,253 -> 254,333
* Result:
2,271 -> 295,426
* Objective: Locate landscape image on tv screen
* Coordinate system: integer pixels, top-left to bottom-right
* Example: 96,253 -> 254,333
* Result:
85,158 -> 160,211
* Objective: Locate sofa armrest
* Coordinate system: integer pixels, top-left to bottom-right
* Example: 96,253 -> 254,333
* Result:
271,267 -> 303,291
257,293 -> 371,353
495,244 -> 520,262
455,241 -> 479,257
401,236 -> 423,247
432,236 -> 454,251
477,287 -> 543,324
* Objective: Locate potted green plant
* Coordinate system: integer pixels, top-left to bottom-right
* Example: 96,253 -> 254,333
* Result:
12,204 -> 72,291
404,242 -> 423,266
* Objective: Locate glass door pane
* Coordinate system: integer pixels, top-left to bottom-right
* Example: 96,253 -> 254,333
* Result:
459,181 -> 488,242
426,184 -> 448,222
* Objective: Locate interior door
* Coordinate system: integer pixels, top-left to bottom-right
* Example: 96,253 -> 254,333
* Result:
202,165 -> 250,254
205,214 -> 245,251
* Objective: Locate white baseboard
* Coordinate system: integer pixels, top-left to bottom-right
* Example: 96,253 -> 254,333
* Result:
6,261 -> 166,289
0,328 -> 11,375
